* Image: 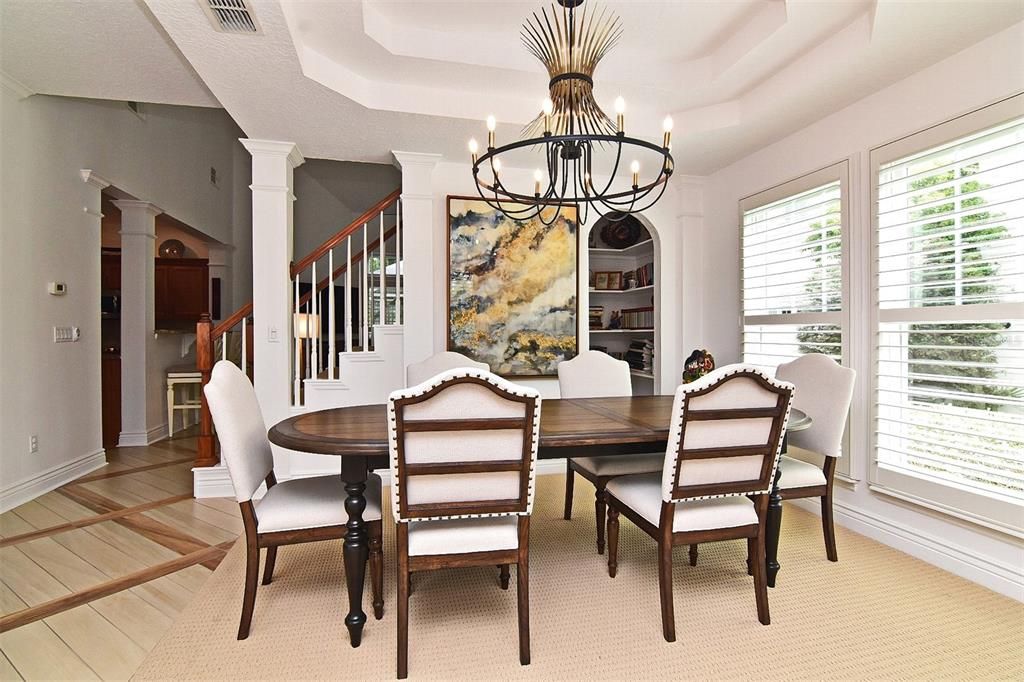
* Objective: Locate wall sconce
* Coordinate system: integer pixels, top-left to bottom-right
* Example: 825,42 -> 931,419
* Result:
293,313 -> 320,339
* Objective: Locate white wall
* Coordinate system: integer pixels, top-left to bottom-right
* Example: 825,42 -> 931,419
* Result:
425,161 -> 704,397
0,89 -> 248,509
701,22 -> 1024,598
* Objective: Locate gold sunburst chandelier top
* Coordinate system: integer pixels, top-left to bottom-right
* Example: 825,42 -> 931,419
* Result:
468,0 -> 674,225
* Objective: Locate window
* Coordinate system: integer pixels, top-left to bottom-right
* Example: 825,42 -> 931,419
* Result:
872,100 -> 1023,535
740,162 -> 852,476
741,162 -> 849,371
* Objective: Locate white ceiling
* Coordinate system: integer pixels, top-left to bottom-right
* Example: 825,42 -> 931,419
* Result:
2,0 -> 1022,174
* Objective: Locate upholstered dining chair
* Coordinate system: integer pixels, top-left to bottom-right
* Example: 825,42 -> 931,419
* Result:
557,350 -> 663,553
604,365 -> 793,641
776,353 -> 856,561
388,368 -> 541,679
405,350 -> 488,386
204,360 -> 385,640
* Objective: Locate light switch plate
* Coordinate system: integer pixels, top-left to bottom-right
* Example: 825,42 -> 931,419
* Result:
53,326 -> 77,343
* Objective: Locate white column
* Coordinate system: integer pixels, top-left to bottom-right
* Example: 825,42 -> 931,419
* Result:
391,151 -> 441,369
114,200 -> 162,447
206,244 -> 233,320
241,139 -> 304,479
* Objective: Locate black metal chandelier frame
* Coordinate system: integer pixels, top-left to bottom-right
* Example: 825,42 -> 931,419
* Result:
469,0 -> 674,226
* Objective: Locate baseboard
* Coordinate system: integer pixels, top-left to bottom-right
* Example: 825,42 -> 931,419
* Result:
0,449 -> 106,512
788,497 -> 1024,601
118,422 -> 168,448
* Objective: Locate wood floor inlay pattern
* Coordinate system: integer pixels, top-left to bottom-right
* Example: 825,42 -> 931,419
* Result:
0,428 -> 240,679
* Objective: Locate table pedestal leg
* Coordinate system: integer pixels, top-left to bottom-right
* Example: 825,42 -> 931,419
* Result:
341,457 -> 369,647
766,463 -> 783,588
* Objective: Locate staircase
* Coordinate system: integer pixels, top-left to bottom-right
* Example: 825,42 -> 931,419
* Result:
193,188 -> 404,472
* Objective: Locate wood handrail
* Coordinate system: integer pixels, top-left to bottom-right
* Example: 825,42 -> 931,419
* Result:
296,226 -> 398,308
212,302 -> 254,338
290,188 -> 401,277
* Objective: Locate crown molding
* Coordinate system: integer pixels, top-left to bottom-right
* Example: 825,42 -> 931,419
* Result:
79,169 -> 112,190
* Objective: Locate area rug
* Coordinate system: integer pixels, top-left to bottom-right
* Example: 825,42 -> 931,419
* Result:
135,477 -> 1023,680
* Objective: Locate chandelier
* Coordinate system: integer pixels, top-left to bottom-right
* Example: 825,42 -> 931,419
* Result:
469,0 -> 674,224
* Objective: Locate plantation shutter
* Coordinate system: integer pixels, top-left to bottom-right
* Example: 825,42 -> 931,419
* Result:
872,99 -> 1024,536
740,162 -> 852,477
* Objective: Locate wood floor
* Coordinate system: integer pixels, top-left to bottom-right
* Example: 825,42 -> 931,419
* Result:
0,430 -> 237,680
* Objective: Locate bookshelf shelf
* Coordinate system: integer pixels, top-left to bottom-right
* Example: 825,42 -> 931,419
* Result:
630,370 -> 655,380
588,285 -> 654,294
589,328 -> 654,333
589,239 -> 654,256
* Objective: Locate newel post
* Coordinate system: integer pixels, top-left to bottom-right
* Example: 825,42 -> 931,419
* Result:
195,313 -> 218,467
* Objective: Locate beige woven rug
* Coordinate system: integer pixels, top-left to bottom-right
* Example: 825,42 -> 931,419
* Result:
136,476 -> 1023,680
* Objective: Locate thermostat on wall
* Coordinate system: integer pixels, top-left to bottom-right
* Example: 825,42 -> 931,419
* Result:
47,282 -> 67,296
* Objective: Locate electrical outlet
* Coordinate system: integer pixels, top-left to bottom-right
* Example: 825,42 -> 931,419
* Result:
29,435 -> 38,453
268,326 -> 279,343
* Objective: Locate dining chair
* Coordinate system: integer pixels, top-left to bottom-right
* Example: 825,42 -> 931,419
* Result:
775,353 -> 856,561
405,350 -> 488,386
204,360 -> 385,640
604,365 -> 793,641
557,350 -> 663,554
388,368 -> 541,679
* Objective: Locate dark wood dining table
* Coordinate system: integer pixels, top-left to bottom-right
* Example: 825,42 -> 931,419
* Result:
268,395 -> 810,647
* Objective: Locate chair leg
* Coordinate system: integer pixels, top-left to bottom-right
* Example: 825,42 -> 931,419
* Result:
822,493 -> 838,562
500,564 -> 510,590
369,524 -> 384,620
606,505 -> 619,578
238,537 -> 260,640
688,543 -> 698,567
751,535 -> 770,625
563,460 -> 574,520
657,538 -> 675,642
517,556 -> 530,666
261,546 -> 277,585
397,528 -> 409,680
594,485 -> 608,555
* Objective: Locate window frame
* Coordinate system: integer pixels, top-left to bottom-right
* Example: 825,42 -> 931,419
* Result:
739,160 -> 853,478
868,93 -> 1024,538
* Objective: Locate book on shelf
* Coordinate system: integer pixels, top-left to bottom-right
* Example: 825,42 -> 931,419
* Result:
620,305 -> 654,330
622,262 -> 654,289
624,338 -> 654,371
588,305 -> 604,330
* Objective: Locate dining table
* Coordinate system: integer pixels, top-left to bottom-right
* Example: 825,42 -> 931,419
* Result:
268,395 -> 811,647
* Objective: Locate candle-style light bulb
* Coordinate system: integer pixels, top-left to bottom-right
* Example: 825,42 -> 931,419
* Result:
492,158 -> 502,177
486,115 -> 496,148
630,160 -> 640,187
614,96 -> 626,135
662,115 -> 674,148
468,138 -> 479,164
534,169 -> 543,195
542,98 -> 553,134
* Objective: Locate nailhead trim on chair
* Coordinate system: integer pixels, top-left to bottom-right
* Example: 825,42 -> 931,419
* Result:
387,367 -> 542,523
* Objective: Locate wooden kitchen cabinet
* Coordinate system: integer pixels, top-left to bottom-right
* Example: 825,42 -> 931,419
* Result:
155,258 -> 209,327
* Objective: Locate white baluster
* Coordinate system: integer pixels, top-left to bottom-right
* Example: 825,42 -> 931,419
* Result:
241,317 -> 247,375
345,237 -> 352,353
379,210 -> 386,325
328,248 -> 336,379
362,224 -> 369,351
311,261 -> 318,376
221,331 -> 227,361
294,275 -> 301,406
395,198 -> 402,324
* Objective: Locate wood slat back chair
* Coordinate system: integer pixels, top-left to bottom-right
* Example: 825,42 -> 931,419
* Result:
405,351 -> 488,387
204,361 -> 385,640
604,365 -> 793,642
776,353 -> 855,561
557,350 -> 663,553
388,368 -> 541,679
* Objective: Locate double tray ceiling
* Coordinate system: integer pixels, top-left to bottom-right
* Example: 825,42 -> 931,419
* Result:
2,0 -> 1022,173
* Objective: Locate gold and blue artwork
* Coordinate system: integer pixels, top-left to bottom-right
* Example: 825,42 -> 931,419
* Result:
447,197 -> 578,376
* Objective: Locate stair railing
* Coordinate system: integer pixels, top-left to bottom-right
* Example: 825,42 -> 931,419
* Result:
289,188 -> 402,406
194,187 -> 402,467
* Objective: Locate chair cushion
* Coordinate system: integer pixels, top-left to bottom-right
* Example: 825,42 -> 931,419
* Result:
571,454 -> 664,477
778,456 -> 828,490
606,473 -> 758,532
256,474 -> 382,533
407,516 -> 520,556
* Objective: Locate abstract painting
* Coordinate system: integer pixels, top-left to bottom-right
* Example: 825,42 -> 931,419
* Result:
447,197 -> 578,376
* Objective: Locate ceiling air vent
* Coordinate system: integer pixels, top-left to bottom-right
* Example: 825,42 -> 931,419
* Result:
201,0 -> 261,35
